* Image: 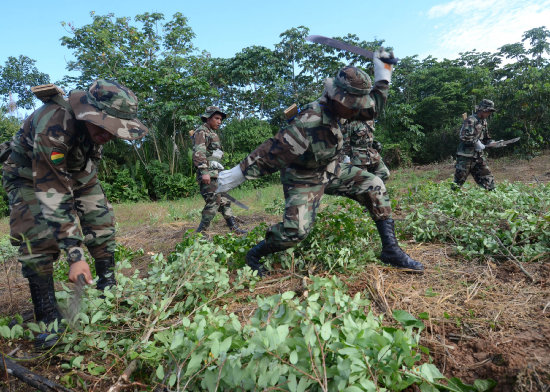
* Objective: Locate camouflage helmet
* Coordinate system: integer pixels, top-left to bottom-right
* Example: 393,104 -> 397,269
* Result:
324,66 -> 373,110
200,106 -> 227,122
477,99 -> 497,112
68,79 -> 148,141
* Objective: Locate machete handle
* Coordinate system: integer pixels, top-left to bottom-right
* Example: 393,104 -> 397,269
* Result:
380,57 -> 399,65
77,274 -> 87,286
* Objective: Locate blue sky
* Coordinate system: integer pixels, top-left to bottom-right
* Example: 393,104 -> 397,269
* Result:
1,0 -> 550,85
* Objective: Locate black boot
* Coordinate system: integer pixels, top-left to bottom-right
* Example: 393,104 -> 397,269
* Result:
225,217 -> 247,234
95,256 -> 116,290
27,274 -> 64,349
375,219 -> 424,273
245,240 -> 275,277
196,220 -> 210,233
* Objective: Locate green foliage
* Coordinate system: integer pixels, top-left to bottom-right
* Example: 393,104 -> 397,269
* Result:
145,160 -> 198,200
0,55 -> 49,110
402,180 -> 550,260
293,198 -> 379,272
101,167 -> 149,203
0,107 -> 20,142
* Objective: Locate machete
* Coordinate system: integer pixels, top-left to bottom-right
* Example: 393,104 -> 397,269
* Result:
218,193 -> 249,210
485,137 -> 520,148
306,35 -> 399,64
63,274 -> 87,327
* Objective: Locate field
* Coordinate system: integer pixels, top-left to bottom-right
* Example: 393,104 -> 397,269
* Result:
1,153 -> 549,391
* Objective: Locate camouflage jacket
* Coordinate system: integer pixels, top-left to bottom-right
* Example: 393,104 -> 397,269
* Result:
342,120 -> 381,166
239,81 -> 388,184
2,100 -> 102,256
192,123 -> 223,178
457,114 -> 492,158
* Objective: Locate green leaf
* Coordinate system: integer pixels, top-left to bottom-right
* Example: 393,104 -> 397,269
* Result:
91,311 -> 104,324
417,363 -> 444,382
320,321 -> 332,341
0,325 -> 10,338
281,291 -> 295,300
168,373 -> 177,387
289,350 -> 298,365
393,310 -> 424,328
156,364 -> 165,380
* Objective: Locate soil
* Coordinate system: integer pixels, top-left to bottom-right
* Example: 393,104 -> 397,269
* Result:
1,152 -> 549,391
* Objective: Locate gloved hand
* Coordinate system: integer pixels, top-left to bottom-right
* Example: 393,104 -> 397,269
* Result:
372,140 -> 383,153
474,140 -> 486,151
342,155 -> 351,164
209,161 -> 225,170
217,165 -> 246,193
212,149 -> 224,159
373,48 -> 394,83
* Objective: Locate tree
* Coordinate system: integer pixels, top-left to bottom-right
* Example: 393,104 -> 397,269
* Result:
0,55 -> 49,110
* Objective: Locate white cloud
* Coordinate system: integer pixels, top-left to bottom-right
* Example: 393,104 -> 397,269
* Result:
424,0 -> 550,59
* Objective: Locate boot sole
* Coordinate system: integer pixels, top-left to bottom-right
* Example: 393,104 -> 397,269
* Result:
380,265 -> 425,274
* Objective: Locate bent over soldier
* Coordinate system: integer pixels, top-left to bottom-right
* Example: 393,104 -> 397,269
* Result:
453,99 -> 496,190
192,106 -> 246,234
343,119 -> 390,182
2,80 -> 148,348
217,49 -> 424,276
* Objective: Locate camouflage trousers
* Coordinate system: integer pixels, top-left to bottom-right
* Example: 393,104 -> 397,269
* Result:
359,160 -> 390,183
198,177 -> 235,225
265,163 -> 392,250
454,155 -> 495,191
4,178 -> 115,278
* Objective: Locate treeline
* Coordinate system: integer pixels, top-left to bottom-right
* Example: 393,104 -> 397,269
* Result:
0,12 -> 549,203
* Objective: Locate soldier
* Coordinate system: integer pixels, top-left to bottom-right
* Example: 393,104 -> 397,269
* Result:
343,119 -> 390,182
217,49 -> 424,276
2,79 -> 148,348
453,99 -> 496,190
192,106 -> 246,234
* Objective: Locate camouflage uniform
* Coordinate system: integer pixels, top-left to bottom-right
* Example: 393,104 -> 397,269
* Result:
192,106 -> 244,233
454,99 -> 496,190
2,79 -> 148,348
342,120 -> 390,182
240,69 -> 390,251
221,61 -> 424,275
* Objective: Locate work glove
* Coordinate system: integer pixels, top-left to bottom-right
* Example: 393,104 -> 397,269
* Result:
209,161 -> 225,170
217,165 -> 246,193
342,155 -> 351,164
373,48 -> 394,83
373,140 -> 383,153
212,149 -> 224,159
474,140 -> 485,151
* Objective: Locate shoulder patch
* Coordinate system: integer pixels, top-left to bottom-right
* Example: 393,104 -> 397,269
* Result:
50,150 -> 65,165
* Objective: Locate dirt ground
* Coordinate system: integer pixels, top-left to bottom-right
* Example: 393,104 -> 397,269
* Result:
1,152 -> 549,391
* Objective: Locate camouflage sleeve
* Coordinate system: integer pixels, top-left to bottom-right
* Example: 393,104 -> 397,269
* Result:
481,120 -> 492,143
239,123 -> 309,179
372,80 -> 389,115
342,124 -> 352,156
192,129 -> 209,176
459,116 -> 478,145
32,107 -> 85,264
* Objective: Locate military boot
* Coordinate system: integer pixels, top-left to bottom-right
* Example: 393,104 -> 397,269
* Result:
375,219 -> 424,273
225,217 -> 247,234
27,274 -> 64,349
245,240 -> 276,277
195,220 -> 210,233
95,256 -> 116,291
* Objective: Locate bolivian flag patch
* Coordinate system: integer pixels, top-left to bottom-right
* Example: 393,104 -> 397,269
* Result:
50,151 -> 65,165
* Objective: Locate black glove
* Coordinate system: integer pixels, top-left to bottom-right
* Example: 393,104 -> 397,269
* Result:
372,140 -> 383,153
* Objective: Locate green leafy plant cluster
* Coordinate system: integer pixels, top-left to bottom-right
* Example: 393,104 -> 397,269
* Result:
402,180 -> 550,260
22,241 -> 494,391
292,198 -> 379,272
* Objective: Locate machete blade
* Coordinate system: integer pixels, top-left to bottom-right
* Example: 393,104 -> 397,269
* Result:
306,35 -> 399,64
